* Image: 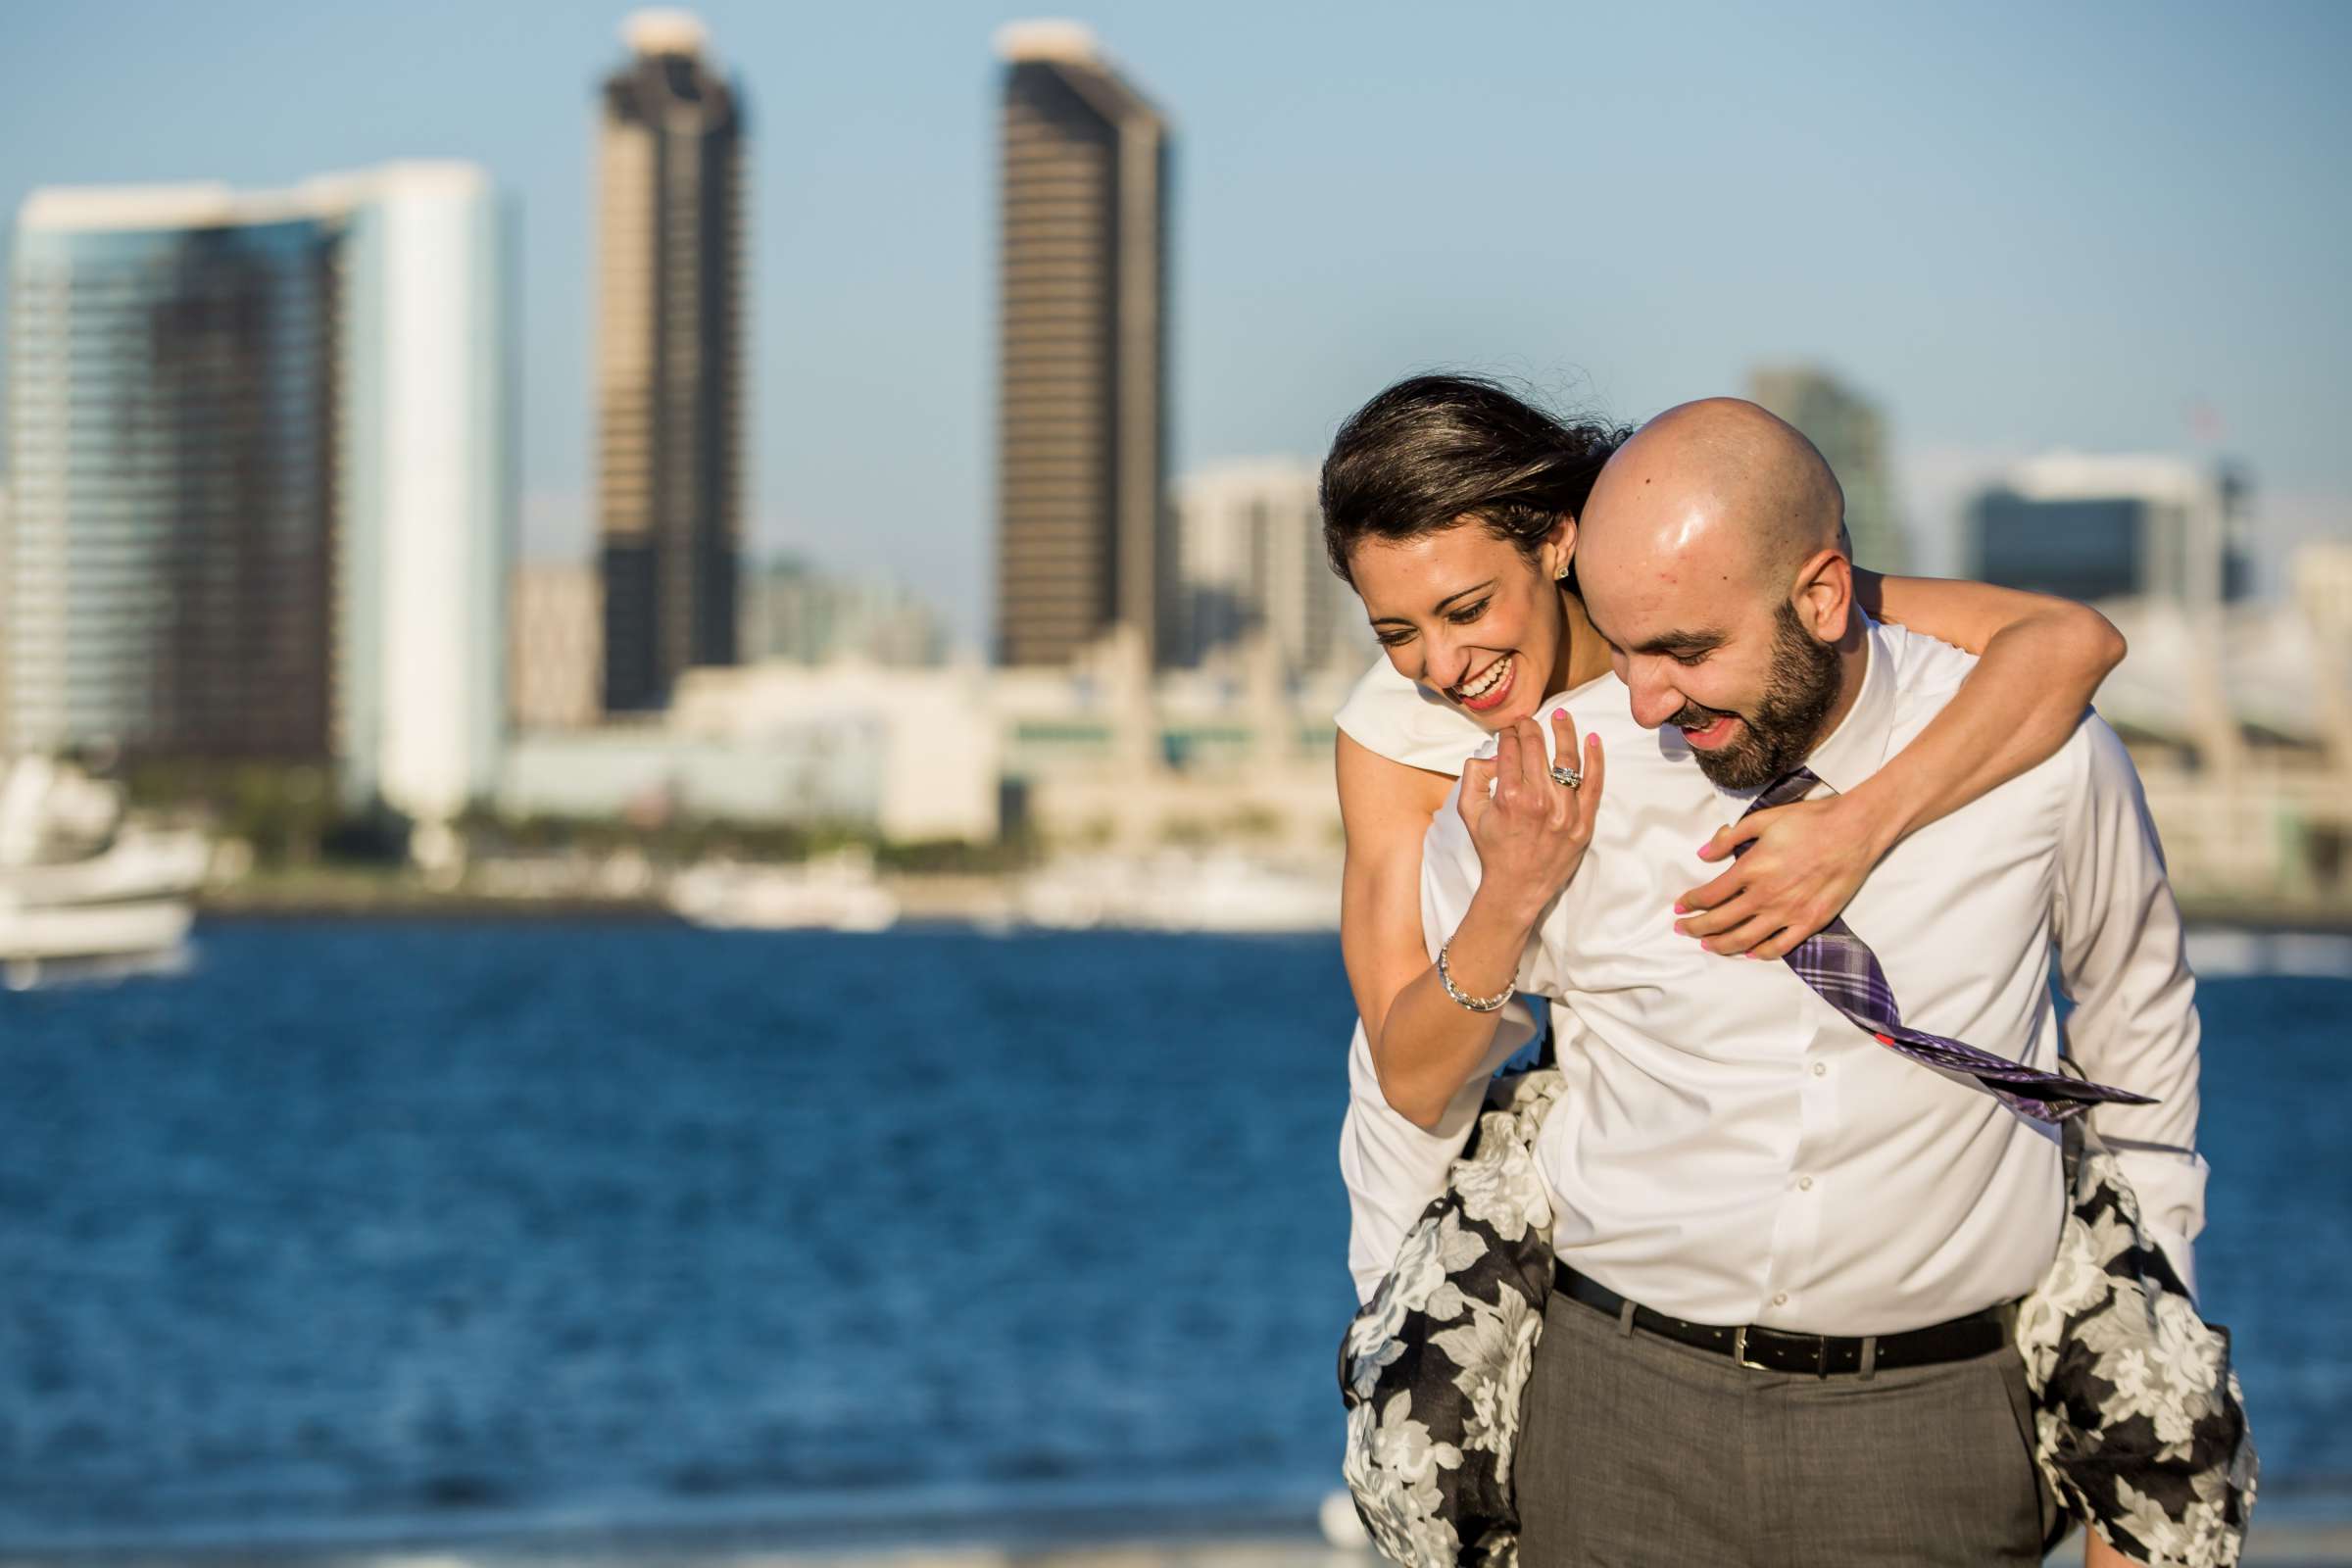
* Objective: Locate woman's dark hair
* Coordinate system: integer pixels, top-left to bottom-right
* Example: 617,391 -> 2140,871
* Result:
1320,374 -> 1632,584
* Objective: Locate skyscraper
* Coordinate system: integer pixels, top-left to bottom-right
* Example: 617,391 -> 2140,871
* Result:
1173,459 -> 1371,676
6,185 -> 340,762
334,163 -> 515,822
1969,454 -> 2252,608
594,9 -> 747,712
3,167 -> 514,820
994,22 -> 1173,668
1748,366 -> 1907,573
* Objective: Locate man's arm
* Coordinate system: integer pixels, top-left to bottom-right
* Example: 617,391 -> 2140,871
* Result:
2052,717 -> 2208,1298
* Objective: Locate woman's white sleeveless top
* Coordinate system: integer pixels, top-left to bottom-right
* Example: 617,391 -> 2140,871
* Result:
1332,656 -> 1487,777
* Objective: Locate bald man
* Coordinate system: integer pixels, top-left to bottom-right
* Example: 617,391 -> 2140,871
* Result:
1379,400 -> 2203,1563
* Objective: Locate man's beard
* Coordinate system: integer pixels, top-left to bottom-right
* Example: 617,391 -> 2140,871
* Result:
1668,603 -> 1842,791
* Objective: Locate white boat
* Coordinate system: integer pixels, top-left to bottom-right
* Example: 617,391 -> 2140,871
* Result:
0,758 -> 208,985
1018,852 -> 1340,933
0,901 -> 196,990
666,855 -> 901,933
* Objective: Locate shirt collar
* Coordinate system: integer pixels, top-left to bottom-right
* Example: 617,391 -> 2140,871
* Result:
1796,612 -> 1894,798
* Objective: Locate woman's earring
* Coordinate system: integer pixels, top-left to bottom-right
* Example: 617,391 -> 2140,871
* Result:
1555,564 -> 1570,580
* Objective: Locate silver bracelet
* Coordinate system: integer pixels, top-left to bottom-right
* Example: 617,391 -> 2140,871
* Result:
1438,938 -> 1514,1013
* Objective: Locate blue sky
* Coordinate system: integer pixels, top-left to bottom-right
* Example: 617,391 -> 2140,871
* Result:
3,0 -> 2345,645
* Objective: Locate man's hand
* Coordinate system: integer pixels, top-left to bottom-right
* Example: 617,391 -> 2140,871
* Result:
1673,789 -> 1899,959
1457,709 -> 1604,922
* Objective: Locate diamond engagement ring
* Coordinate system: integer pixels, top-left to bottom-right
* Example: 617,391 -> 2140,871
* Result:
1549,763 -> 1583,790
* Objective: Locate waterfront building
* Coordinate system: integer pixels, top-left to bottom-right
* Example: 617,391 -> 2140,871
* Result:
511,561 -> 604,732
334,163 -> 514,823
594,10 -> 747,712
741,558 -> 949,667
6,184 -> 340,763
1968,454 -> 2252,607
1172,458 -> 1372,676
2293,540 -> 2352,645
3,168 -> 514,821
1747,365 -> 1907,572
502,662 -> 1002,844
993,22 -> 1174,668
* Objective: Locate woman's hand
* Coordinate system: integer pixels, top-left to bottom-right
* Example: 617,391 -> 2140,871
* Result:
1457,709 -> 1605,922
1673,789 -> 1899,959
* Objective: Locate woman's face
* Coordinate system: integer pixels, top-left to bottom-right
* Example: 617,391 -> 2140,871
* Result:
1348,517 -> 1573,733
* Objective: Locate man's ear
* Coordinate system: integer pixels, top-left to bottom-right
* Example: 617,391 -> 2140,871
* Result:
1789,547 -> 1854,644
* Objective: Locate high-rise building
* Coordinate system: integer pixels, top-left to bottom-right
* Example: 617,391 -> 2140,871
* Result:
6,185 -> 341,762
1747,366 -> 1907,572
594,10 -> 747,711
994,21 -> 1173,669
1173,459 -> 1371,676
3,167 -> 514,821
511,561 -> 604,731
334,163 -> 514,821
1969,455 -> 2253,609
741,558 -> 948,667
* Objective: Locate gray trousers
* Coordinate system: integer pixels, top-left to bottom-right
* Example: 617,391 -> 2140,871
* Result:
1514,1288 -> 2058,1567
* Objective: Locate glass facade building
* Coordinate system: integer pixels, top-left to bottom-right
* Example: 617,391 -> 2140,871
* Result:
4,194 -> 338,760
1172,459 -> 1369,677
334,165 -> 514,821
1969,455 -> 2252,609
594,11 -> 746,712
1748,365 -> 1907,573
4,169 -> 513,820
994,22 -> 1173,668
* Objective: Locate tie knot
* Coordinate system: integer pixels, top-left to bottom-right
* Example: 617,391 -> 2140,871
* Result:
1743,766 -> 1821,817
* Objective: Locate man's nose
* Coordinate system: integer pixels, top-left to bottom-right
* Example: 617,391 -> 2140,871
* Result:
1626,665 -> 1684,730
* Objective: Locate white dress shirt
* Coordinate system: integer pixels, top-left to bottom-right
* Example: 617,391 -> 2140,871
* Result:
1339,617 -> 2206,1334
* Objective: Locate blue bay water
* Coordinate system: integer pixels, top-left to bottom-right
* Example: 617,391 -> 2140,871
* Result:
0,918 -> 2342,1551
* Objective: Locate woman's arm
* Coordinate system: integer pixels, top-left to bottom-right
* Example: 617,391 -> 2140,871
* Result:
1857,570 -> 2129,832
1674,573 -> 2126,959
1339,713 -> 1602,1129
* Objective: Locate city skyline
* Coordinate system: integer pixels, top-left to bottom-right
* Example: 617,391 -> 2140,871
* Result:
0,2 -> 2346,652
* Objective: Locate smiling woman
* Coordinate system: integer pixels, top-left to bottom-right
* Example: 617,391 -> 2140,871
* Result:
1316,373 -> 2129,1140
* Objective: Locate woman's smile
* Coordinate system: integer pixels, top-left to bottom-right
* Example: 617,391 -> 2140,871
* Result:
1448,652 -> 1516,712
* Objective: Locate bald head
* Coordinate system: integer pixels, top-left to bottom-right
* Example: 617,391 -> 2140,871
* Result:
1572,398 -> 1866,773
1579,398 -> 1845,592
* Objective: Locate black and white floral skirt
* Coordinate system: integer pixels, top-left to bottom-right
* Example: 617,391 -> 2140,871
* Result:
1338,1067 -> 2256,1568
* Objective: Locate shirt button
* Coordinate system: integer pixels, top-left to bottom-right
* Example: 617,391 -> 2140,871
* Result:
1797,1176 -> 1814,1191
1812,1062 -> 1828,1077
1773,1292 -> 1788,1306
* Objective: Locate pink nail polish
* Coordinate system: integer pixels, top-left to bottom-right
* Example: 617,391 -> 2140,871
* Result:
1673,902 -> 1688,913
1551,708 -> 1566,719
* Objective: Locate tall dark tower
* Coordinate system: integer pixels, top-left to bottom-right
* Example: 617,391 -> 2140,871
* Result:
994,22 -> 1173,668
595,10 -> 746,711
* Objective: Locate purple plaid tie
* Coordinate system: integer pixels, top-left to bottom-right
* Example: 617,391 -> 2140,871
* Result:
1738,767 -> 2155,1124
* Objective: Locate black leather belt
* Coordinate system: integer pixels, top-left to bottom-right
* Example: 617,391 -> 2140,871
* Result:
1553,1261 -> 2010,1377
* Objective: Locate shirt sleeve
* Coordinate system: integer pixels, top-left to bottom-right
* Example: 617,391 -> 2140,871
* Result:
2052,715 -> 2208,1298
1339,759 -> 1553,1302
1339,1008 -> 1536,1301
1334,655 -> 1484,777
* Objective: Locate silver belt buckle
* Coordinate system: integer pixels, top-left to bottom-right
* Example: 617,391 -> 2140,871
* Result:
1732,1325 -> 1771,1372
